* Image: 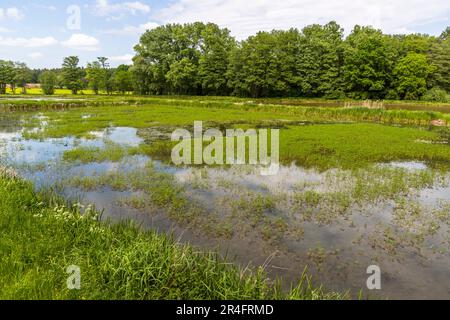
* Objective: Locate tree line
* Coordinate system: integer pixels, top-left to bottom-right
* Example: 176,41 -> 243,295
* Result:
1,21 -> 449,101
0,57 -> 133,95
132,22 -> 450,101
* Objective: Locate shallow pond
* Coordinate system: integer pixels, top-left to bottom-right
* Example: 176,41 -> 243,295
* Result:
1,119 -> 449,299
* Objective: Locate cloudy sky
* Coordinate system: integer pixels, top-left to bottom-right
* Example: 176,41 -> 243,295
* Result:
0,0 -> 449,68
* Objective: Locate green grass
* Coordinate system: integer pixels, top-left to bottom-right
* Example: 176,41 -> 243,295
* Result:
4,94 -> 447,171
2,93 -> 450,108
0,168 -> 344,300
6,95 -> 449,171
62,141 -> 128,163
60,122 -> 450,171
2,95 -> 449,132
281,123 -> 450,170
62,141 -> 174,164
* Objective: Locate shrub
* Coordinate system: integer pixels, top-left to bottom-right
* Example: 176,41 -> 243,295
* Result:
422,87 -> 449,103
40,71 -> 57,95
385,89 -> 400,100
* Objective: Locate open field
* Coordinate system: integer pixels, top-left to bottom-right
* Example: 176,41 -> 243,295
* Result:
1,95 -> 449,299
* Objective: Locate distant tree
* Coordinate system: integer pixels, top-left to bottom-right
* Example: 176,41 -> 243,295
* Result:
343,26 -> 393,99
166,58 -> 199,95
227,31 -> 287,97
133,24 -> 176,95
14,62 -> 32,94
97,57 -> 109,69
56,72 -> 65,89
97,57 -> 114,94
298,21 -> 345,97
428,36 -> 450,92
86,61 -> 106,94
30,69 -> 43,83
133,22 -> 235,95
62,56 -> 83,94
0,60 -> 15,94
40,71 -> 57,95
393,53 -> 435,100
7,63 -> 18,94
398,34 -> 433,55
163,23 -> 204,94
422,87 -> 448,102
271,29 -> 304,96
198,23 -> 236,95
113,65 -> 133,94
228,28 -> 307,97
129,22 -> 450,101
440,27 -> 450,40
130,56 -> 150,95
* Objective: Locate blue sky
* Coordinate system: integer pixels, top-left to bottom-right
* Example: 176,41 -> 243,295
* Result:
0,0 -> 449,69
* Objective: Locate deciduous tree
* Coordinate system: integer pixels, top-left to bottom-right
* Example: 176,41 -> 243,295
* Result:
62,56 -> 83,94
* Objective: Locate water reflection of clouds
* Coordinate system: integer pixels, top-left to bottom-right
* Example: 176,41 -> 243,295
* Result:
381,161 -> 428,171
105,127 -> 143,147
173,164 -> 327,194
0,127 -> 143,165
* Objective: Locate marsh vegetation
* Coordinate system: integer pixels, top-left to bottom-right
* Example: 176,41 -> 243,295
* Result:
0,95 -> 449,299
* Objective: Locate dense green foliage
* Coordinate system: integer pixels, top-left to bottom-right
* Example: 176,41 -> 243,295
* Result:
0,60 -> 31,94
113,64 -> 133,94
86,60 -> 107,95
0,60 -> 14,94
62,56 -> 84,95
0,170 -> 342,299
39,71 -> 57,95
393,53 -> 435,100
13,62 -> 32,94
133,22 -> 450,100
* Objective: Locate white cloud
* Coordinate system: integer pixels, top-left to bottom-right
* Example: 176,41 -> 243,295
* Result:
95,0 -> 150,18
109,54 -> 134,64
0,26 -> 11,33
32,4 -> 57,11
62,33 -> 100,51
104,21 -> 159,35
0,36 -> 57,47
155,0 -> 450,39
0,7 -> 25,20
29,52 -> 44,59
123,1 -> 150,14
